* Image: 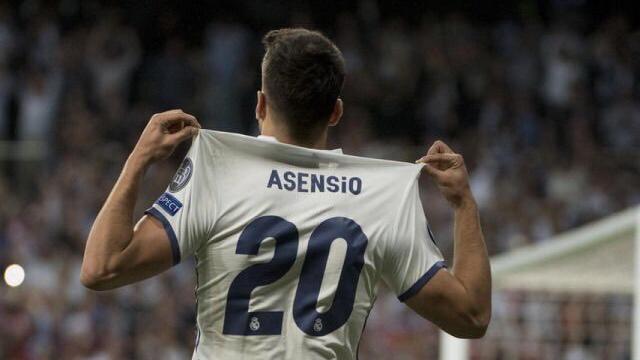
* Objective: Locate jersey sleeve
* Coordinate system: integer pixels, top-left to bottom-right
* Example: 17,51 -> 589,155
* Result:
144,134 -> 213,265
381,179 -> 446,302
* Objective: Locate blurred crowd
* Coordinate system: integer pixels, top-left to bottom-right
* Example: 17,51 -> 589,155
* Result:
0,0 -> 638,359
472,291 -> 631,360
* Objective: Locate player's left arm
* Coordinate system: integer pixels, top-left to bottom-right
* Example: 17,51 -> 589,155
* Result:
407,141 -> 491,338
80,110 -> 200,291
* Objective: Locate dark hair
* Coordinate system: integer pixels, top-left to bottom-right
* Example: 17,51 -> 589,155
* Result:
262,28 -> 346,141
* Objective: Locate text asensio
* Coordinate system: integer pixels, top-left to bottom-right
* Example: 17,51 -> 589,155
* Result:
267,169 -> 362,195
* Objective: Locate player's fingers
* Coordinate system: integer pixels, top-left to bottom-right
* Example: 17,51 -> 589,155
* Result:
418,154 -> 463,172
151,109 -> 183,122
424,153 -> 457,161
425,142 -> 440,155
151,110 -> 200,127
174,112 -> 201,128
420,162 -> 444,179
437,140 -> 454,153
167,125 -> 199,144
164,113 -> 200,128
427,140 -> 454,155
164,110 -> 200,126
415,155 -> 445,173
419,153 -> 456,164
416,155 -> 441,164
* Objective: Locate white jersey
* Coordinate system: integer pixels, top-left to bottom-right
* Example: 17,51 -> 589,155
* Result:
145,130 -> 445,360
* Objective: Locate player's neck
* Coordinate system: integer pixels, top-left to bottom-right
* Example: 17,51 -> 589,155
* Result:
260,121 -> 328,150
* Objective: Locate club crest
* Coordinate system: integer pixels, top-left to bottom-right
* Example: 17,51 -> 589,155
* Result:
249,317 -> 260,331
313,318 -> 323,332
169,157 -> 193,193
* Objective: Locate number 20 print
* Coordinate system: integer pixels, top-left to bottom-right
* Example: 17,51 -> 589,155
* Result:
222,216 -> 369,336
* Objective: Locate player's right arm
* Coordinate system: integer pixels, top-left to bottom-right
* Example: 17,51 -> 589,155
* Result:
408,140 -> 491,338
80,110 -> 200,291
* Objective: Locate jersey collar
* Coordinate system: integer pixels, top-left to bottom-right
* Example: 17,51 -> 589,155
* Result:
257,135 -> 343,154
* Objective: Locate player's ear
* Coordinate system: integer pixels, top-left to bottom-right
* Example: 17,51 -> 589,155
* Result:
328,98 -> 343,127
256,90 -> 267,122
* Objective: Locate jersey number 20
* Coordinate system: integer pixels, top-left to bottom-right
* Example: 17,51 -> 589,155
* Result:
222,216 -> 368,336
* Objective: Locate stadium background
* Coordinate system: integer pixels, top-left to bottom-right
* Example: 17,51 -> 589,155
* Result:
1,0 -> 639,358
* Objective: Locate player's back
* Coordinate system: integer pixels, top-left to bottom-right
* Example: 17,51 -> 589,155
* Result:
145,130 -> 444,359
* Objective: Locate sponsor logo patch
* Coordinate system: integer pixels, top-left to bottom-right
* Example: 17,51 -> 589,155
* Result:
156,192 -> 183,216
169,157 -> 193,193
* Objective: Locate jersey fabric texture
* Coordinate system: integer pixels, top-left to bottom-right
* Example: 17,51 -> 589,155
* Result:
145,130 -> 445,360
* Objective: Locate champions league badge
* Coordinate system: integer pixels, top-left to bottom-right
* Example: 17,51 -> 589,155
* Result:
169,157 -> 193,193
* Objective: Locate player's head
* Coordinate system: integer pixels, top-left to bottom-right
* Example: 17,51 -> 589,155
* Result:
256,28 -> 346,145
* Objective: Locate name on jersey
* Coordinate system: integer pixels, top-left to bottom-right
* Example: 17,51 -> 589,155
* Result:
267,169 -> 362,195
156,192 -> 183,216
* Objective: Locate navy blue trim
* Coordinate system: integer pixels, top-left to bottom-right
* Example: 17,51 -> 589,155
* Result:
397,261 -> 446,302
145,207 -> 181,265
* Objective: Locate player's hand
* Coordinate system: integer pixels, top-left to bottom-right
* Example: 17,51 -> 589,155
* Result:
416,140 -> 474,209
131,110 -> 201,165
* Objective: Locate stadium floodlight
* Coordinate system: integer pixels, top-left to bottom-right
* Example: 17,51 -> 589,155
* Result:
440,205 -> 640,360
4,264 -> 25,287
